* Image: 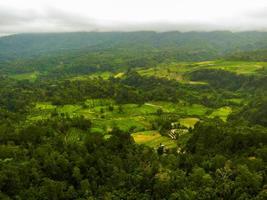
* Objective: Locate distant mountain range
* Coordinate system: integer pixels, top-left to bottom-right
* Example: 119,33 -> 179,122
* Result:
1,31 -> 267,62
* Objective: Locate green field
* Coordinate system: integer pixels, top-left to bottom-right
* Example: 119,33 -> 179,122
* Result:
209,106 -> 232,122
23,60 -> 253,148
64,60 -> 267,87
27,99 -> 224,150
137,61 -> 267,83
179,117 -> 200,128
70,71 -> 114,81
27,99 -> 215,148
132,131 -> 177,149
10,71 -> 39,81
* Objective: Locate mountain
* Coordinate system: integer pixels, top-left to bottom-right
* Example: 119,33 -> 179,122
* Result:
1,31 -> 267,62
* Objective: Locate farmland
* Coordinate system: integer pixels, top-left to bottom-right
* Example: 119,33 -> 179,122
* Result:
26,95 -> 233,148
19,60 -> 257,149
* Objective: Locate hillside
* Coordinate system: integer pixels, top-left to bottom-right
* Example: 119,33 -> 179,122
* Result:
1,31 -> 267,76
0,32 -> 267,199
227,49 -> 267,61
1,31 -> 267,62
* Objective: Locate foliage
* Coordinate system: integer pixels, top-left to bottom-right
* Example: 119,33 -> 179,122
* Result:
0,32 -> 267,199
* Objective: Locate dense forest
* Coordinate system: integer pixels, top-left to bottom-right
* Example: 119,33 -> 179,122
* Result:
1,31 -> 267,75
0,32 -> 267,199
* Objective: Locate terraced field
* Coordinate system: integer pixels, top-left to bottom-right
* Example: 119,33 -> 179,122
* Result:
132,131 -> 176,148
27,97 -> 233,148
21,60 -> 252,148
137,61 -> 267,83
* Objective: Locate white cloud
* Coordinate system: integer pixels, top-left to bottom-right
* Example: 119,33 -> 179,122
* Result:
0,0 -> 267,34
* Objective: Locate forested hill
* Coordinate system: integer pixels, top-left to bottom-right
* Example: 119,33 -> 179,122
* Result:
227,49 -> 267,61
1,31 -> 267,62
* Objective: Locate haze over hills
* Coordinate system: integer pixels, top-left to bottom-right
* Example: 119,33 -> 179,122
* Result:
1,31 -> 267,61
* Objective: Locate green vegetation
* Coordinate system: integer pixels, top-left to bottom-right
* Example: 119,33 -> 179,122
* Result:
179,117 -> 199,128
0,32 -> 267,199
132,131 -> 176,148
27,100 -> 209,141
10,71 -> 39,81
138,61 -> 267,84
209,106 -> 232,122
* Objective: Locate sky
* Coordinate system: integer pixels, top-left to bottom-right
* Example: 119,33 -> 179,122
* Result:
0,0 -> 267,34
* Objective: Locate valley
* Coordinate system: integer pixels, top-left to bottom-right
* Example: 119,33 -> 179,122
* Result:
0,32 -> 267,199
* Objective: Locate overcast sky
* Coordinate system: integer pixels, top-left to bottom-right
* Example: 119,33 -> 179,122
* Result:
0,0 -> 267,35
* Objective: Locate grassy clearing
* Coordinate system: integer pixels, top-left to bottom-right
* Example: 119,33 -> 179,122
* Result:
145,102 -> 208,116
179,118 -> 199,128
10,72 -> 39,81
137,61 -> 267,84
114,72 -> 124,78
206,61 -> 267,75
92,117 -> 147,133
70,71 -> 114,81
209,106 -> 232,122
181,104 -> 208,116
28,102 -> 83,122
35,102 -> 56,110
123,104 -> 158,115
132,131 -> 176,148
227,98 -> 243,105
137,62 -> 200,83
65,128 -> 84,143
